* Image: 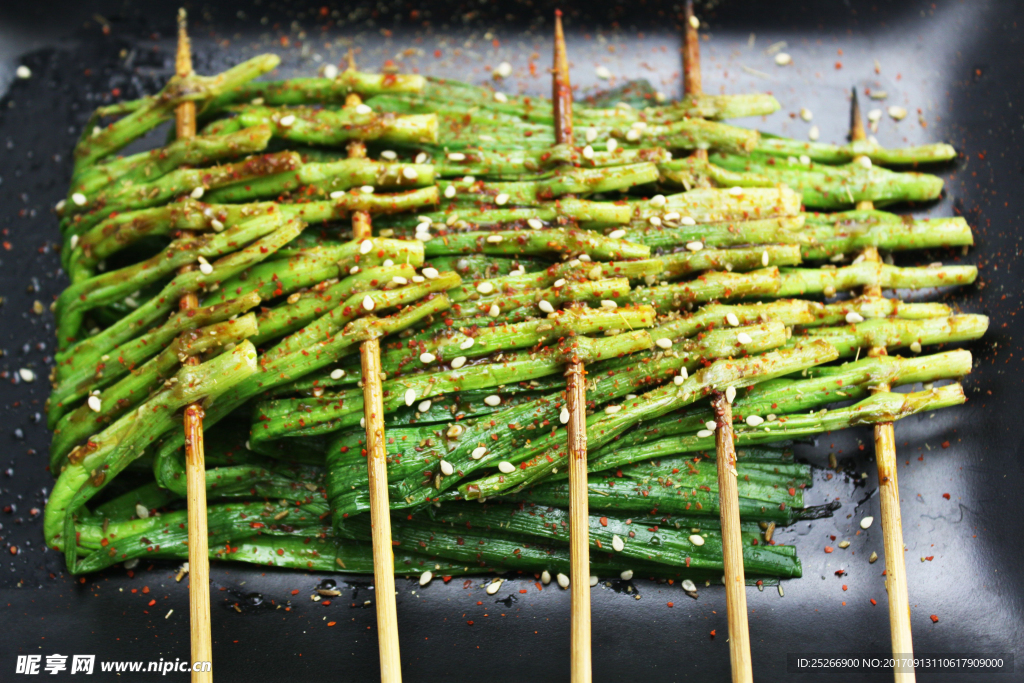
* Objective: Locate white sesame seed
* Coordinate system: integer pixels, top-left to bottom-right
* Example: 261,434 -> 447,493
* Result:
198,257 -> 214,275
18,368 -> 34,382
595,65 -> 612,80
774,52 -> 792,66
888,105 -> 908,121
737,332 -> 753,344
486,234 -> 504,244
321,63 -> 339,79
611,535 -> 625,552
379,150 -> 397,161
402,167 -> 419,180
867,108 -> 883,122
625,128 -> 641,142
472,447 -> 488,460
585,127 -> 598,143
451,356 -> 467,369
135,503 -> 149,519
88,395 -> 102,413
444,185 -> 457,199
415,152 -> 428,164
746,415 -> 765,427
355,103 -> 372,114
211,219 -> 225,232
497,461 -> 515,474
494,61 -> 513,78
419,570 -> 433,586
357,239 -> 373,255
726,312 -> 740,327
620,569 -> 634,581
857,156 -> 873,169
437,459 -> 454,477
493,92 -> 508,103
697,429 -> 713,438
808,125 -> 820,141
392,276 -> 408,286
762,250 -> 770,267
360,417 -> 366,428
419,352 -> 436,363
705,421 -> 717,431
860,516 -> 874,529
330,369 -> 346,380
655,338 -> 673,349
649,216 -> 662,227
423,267 -> 439,279
681,216 -> 696,226
405,388 -> 417,406
418,400 -> 432,413
447,152 -> 466,161
846,311 -> 865,324
72,192 -> 87,206
556,573 -> 570,589
360,185 -> 375,194
538,300 -> 555,314
685,241 -> 704,252
673,375 -> 685,386
464,176 -> 475,183
689,534 -> 705,546
16,65 -> 31,79
495,193 -> 510,206
604,405 -> 622,414
582,145 -> 595,160
600,300 -> 618,309
484,395 -> 501,407
688,14 -> 700,28
553,279 -> 567,288
608,229 -> 626,239
578,254 -> 592,262
527,218 -> 544,230
799,154 -> 811,165
541,570 -> 552,584
650,194 -> 666,207
55,199 -> 66,213
279,114 -> 296,127
606,138 -> 617,153
329,190 -> 345,200
476,281 -> 495,294
590,576 -> 599,587
799,107 -> 813,122
362,295 -> 375,311
460,338 -> 475,350
726,386 -> 737,403
485,577 -> 504,595
411,275 -> 423,283
663,212 -> 681,223
488,304 -> 500,317
560,407 -> 570,424
910,341 -> 922,353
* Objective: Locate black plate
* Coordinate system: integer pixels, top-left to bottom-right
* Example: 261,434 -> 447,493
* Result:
0,1 -> 1021,681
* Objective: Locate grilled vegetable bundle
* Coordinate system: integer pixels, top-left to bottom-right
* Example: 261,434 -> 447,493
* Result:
44,55 -> 985,586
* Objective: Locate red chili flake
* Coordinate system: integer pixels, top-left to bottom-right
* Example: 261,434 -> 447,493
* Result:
599,517 -> 608,527
276,548 -> 285,556
788,487 -> 796,496
924,556 -> 934,561
467,620 -> 475,626
148,599 -> 156,606
327,621 -> 337,627
941,441 -> 950,449
519,589 -> 528,594
870,598 -> 877,606
824,546 -> 834,553
930,614 -> 939,623
291,589 -> 300,595
142,586 -> 150,594
942,493 -> 951,500
667,602 -> 674,608
835,61 -> 843,69
842,585 -> 848,591
709,630 -> 716,638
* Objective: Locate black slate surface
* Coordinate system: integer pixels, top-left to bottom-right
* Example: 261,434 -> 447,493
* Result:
0,0 -> 1020,681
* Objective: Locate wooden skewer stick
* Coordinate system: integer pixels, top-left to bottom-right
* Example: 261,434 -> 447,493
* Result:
850,87 -> 916,683
553,12 -> 591,683
347,59 -> 403,683
682,4 -> 753,682
175,10 -> 213,683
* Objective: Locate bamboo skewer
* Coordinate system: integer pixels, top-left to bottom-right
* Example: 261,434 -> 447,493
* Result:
682,4 -> 753,682
347,56 -> 403,683
553,12 -> 591,683
850,88 -> 916,683
175,10 -> 213,683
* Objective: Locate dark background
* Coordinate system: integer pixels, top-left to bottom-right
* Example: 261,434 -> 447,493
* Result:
0,0 -> 1021,680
